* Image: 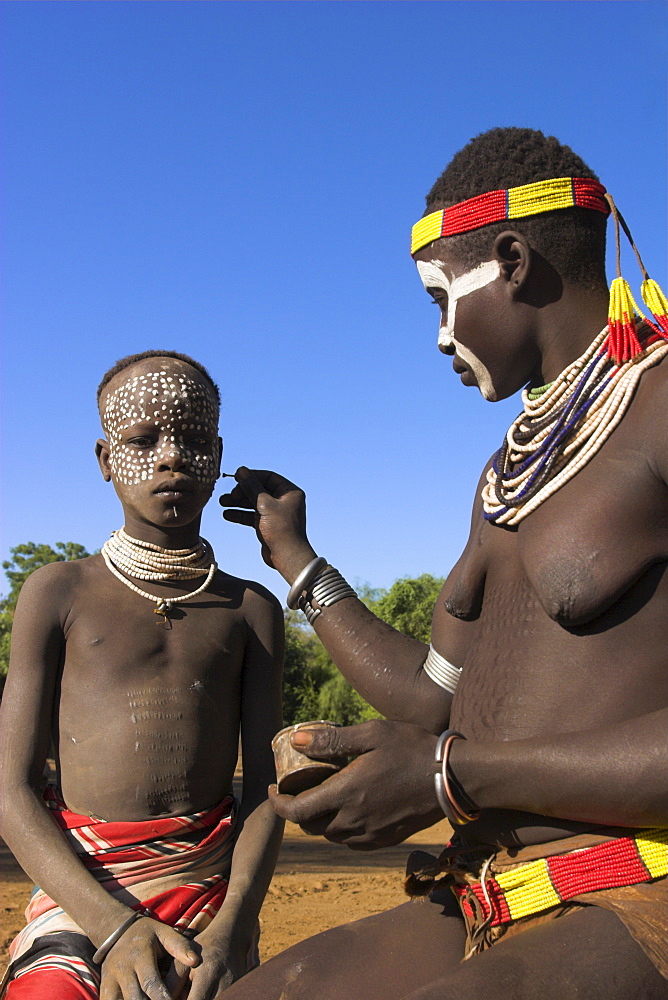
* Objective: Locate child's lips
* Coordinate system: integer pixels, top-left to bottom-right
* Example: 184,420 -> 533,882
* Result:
153,479 -> 193,497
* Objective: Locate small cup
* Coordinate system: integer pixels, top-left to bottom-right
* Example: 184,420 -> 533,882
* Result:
272,720 -> 348,795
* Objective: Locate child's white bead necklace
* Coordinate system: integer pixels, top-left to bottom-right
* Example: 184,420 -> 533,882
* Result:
101,528 -> 217,622
482,326 -> 668,525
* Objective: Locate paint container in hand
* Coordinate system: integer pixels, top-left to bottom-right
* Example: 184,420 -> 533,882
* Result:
272,721 -> 348,795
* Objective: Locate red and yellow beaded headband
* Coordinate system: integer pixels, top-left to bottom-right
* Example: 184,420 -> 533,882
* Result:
410,175 -> 668,364
410,177 -> 609,255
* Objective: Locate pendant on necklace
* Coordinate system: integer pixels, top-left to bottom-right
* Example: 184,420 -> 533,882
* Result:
154,599 -> 173,628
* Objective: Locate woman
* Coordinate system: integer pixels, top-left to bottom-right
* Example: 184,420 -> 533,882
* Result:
219,127 -> 668,1000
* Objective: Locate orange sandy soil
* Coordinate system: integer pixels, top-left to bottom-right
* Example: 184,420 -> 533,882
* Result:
0,771 -> 452,974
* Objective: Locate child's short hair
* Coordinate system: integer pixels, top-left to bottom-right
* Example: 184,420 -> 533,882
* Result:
425,127 -> 607,290
97,350 -> 221,407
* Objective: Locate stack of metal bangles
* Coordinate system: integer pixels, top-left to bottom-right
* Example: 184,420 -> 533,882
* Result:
435,730 -> 480,826
286,556 -> 357,624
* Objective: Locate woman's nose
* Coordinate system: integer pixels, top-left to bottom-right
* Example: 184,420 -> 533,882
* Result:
438,322 -> 455,354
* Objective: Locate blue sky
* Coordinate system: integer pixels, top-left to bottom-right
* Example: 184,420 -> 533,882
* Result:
2,0 -> 666,599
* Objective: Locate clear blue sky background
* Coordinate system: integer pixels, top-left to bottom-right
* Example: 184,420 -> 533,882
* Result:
2,0 -> 666,600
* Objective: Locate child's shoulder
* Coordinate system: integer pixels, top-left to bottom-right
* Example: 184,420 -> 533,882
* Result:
18,554 -> 103,605
214,569 -> 282,619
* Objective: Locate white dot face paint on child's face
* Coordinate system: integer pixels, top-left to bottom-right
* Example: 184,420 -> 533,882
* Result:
102,371 -> 220,489
416,259 -> 501,400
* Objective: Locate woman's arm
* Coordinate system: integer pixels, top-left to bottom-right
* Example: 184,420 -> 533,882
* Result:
220,468 -> 469,732
269,706 -> 668,848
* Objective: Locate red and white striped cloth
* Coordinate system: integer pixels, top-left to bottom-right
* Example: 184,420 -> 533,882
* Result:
2,790 -> 237,999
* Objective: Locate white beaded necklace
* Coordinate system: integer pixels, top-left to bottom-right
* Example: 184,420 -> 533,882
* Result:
482,325 -> 668,525
101,528 -> 217,623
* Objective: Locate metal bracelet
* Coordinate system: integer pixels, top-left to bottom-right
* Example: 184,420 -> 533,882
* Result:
92,907 -> 152,966
434,730 -> 479,826
286,556 -> 328,610
299,566 -> 357,623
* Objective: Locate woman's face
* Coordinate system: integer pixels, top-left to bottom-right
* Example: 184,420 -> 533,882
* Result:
414,246 -> 539,402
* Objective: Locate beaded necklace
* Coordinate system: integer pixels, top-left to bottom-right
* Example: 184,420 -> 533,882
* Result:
481,325 -> 668,525
101,528 -> 217,624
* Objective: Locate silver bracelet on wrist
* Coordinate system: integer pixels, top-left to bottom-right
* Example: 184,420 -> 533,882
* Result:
298,565 -> 357,624
286,556 -> 328,610
92,907 -> 152,966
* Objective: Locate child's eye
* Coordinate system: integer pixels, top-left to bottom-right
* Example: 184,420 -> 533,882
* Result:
128,437 -> 154,448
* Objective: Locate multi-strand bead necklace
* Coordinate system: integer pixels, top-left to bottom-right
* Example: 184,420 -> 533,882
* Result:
482,325 -> 668,525
101,528 -> 217,623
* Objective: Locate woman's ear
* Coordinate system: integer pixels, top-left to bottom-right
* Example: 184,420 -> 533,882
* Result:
492,230 -> 532,297
96,439 -> 112,482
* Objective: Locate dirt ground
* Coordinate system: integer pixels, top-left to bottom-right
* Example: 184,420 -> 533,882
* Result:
0,780 -> 452,974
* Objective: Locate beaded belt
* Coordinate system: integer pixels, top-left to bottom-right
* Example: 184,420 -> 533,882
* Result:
452,828 -> 668,927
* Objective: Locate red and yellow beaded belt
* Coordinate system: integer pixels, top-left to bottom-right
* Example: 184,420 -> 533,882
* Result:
452,828 -> 668,926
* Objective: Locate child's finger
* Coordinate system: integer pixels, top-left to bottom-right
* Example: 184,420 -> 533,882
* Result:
164,959 -> 191,999
154,924 -> 200,967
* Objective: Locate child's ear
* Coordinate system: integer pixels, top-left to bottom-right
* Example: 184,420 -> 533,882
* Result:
96,439 -> 112,482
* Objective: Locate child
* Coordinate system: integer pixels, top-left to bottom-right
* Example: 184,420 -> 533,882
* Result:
0,350 -> 285,1000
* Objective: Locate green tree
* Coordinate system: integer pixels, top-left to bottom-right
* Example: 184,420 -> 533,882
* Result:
2,541 -> 91,612
0,541 -> 91,694
280,574 -> 444,726
373,573 -> 444,643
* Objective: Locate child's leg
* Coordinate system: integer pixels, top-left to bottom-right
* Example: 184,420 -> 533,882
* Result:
5,968 -> 97,999
3,932 -> 98,1000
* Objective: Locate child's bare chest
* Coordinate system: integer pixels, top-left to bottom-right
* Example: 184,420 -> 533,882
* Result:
55,584 -> 249,817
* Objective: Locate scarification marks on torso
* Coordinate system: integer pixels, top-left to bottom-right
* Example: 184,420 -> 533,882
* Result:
128,687 -> 193,810
453,577 -> 543,740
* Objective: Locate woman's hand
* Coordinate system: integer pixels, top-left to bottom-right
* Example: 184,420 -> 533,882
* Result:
269,720 -> 444,849
219,468 -> 316,582
99,916 -> 200,1000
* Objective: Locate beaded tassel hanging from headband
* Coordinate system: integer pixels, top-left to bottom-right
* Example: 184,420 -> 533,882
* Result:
604,193 -> 668,363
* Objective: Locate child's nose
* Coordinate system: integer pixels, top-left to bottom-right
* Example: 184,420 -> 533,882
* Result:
157,441 -> 189,471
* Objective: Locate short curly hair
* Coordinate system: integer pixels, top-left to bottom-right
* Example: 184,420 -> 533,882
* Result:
424,127 -> 608,290
97,350 -> 220,407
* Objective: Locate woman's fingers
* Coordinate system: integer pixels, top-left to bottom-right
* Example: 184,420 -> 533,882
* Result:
221,509 -> 256,527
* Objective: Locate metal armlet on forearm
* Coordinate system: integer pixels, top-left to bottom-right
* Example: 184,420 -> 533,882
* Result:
286,559 -> 357,625
423,645 -> 462,694
92,907 -> 153,965
434,730 -> 480,826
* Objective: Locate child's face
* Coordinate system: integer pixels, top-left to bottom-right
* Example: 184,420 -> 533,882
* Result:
97,360 -> 221,529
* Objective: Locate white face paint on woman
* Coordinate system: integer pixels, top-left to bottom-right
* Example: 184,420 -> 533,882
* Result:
416,259 -> 501,400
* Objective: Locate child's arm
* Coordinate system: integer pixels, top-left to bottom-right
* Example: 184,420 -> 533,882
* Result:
177,588 -> 285,998
0,564 -> 200,998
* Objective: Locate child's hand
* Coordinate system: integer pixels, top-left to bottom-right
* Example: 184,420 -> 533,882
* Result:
219,467 -> 317,582
165,931 -> 250,998
99,916 -> 200,1000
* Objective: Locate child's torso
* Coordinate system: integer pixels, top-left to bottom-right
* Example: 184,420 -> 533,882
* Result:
55,561 -> 251,821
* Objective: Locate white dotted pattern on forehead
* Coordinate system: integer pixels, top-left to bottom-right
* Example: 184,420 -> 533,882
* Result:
103,371 -> 220,487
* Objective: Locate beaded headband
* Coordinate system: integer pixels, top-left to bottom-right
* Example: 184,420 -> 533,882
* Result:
410,175 -> 668,364
409,177 -> 609,255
